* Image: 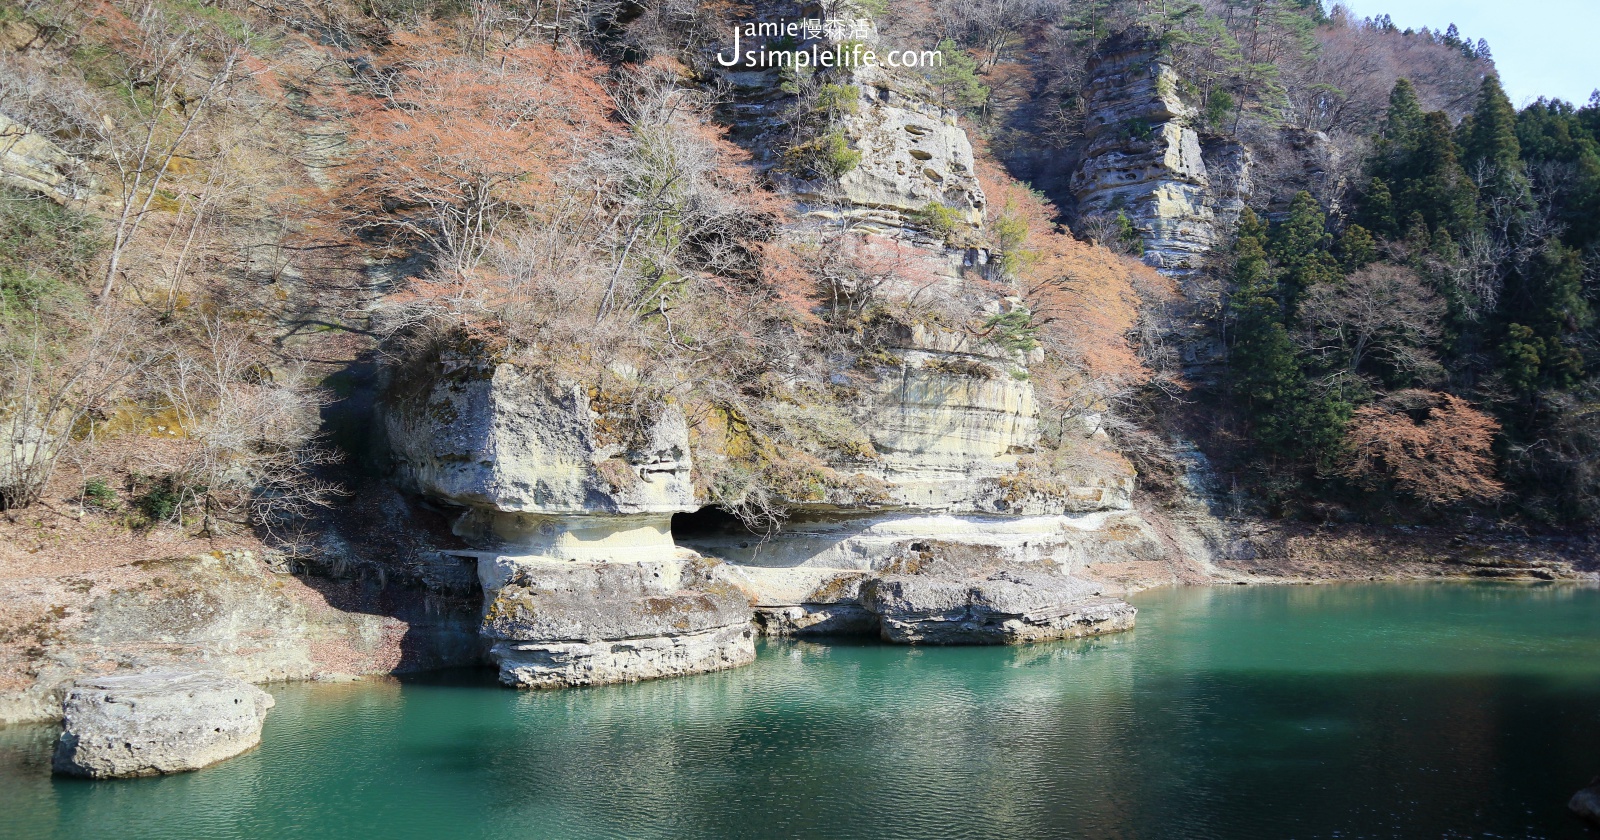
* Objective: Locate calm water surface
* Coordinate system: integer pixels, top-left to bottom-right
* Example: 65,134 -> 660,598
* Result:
3,583 -> 1599,839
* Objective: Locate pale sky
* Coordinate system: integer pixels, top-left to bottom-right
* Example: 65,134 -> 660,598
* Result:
1338,0 -> 1600,106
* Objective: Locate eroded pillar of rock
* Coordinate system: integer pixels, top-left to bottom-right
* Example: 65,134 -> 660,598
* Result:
383,353 -> 754,687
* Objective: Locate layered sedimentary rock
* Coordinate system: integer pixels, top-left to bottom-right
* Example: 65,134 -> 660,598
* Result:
1071,31 -> 1251,274
53,668 -> 273,778
703,514 -> 1155,642
384,352 -> 756,686
861,570 -> 1135,644
795,72 -> 986,230
683,322 -> 1151,643
715,565 -> 876,636
718,34 -> 986,234
846,322 -> 1134,513
385,357 -> 694,533
482,557 -> 754,688
0,111 -> 87,201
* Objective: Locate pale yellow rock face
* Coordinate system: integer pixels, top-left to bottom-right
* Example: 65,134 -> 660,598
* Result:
385,360 -> 696,520
836,320 -> 1131,515
868,351 -> 1038,464
790,75 -> 986,230
687,510 -> 1130,571
1070,33 -> 1253,274
471,515 -> 686,592
0,111 -> 84,201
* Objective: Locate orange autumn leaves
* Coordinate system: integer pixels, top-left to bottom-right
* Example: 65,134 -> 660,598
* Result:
976,157 -> 1171,393
334,29 -> 613,282
1342,393 -> 1504,505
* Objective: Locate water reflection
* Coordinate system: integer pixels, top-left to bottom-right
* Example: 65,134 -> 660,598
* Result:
0,583 -> 1595,839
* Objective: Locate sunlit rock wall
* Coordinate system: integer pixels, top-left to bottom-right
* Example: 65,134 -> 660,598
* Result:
1071,31 -> 1252,275
382,351 -> 756,687
791,72 -> 987,231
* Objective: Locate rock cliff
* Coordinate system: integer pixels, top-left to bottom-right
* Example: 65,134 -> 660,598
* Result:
0,111 -> 87,201
792,73 -> 987,231
1071,31 -> 1251,275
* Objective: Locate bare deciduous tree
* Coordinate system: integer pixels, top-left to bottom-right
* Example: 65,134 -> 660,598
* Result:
1295,264 -> 1445,384
0,301 -> 144,510
145,317 -> 341,534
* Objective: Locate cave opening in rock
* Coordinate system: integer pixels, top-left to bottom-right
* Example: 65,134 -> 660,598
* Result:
669,506 -> 752,542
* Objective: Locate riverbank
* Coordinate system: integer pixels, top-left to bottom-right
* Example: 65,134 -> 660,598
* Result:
3,497 -> 1596,725
1089,513 -> 1600,593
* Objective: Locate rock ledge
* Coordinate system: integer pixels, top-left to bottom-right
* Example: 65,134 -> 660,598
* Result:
861,571 -> 1136,644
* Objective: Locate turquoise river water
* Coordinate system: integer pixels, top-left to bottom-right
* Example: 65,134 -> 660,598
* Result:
2,582 -> 1599,839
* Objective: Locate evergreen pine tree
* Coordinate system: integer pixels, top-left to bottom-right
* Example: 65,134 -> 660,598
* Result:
1463,75 -> 1533,220
1464,75 -> 1522,172
1373,79 -> 1426,179
1229,210 -> 1308,456
1500,242 -> 1591,394
926,40 -> 990,112
1337,224 -> 1379,271
1270,192 -> 1341,310
1359,177 -> 1398,237
1398,112 -> 1481,239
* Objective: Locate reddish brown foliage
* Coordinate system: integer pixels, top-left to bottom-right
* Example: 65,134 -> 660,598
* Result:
1341,392 -> 1504,506
334,29 -> 613,278
975,155 -> 1171,391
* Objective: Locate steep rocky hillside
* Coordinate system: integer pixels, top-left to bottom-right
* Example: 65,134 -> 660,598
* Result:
0,0 -> 1595,717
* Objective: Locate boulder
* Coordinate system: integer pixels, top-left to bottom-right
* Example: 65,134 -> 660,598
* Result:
1571,779 -> 1600,825
481,559 -> 756,688
860,570 -> 1136,645
53,668 -> 274,778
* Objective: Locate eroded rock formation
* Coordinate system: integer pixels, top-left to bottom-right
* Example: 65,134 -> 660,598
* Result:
483,559 -> 755,688
377,59 -> 1158,678
53,668 -> 273,778
383,350 -> 756,687
1071,31 -> 1251,275
794,71 -> 987,231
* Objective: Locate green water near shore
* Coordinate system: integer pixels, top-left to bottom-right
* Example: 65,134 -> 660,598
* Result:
2,582 -> 1599,839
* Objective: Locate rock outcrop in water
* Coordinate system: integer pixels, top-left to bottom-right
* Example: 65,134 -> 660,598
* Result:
861,570 -> 1135,644
52,668 -> 273,778
384,330 -> 1151,670
383,349 -> 757,687
0,549 -> 479,725
680,324 -> 1150,645
481,557 -> 755,688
